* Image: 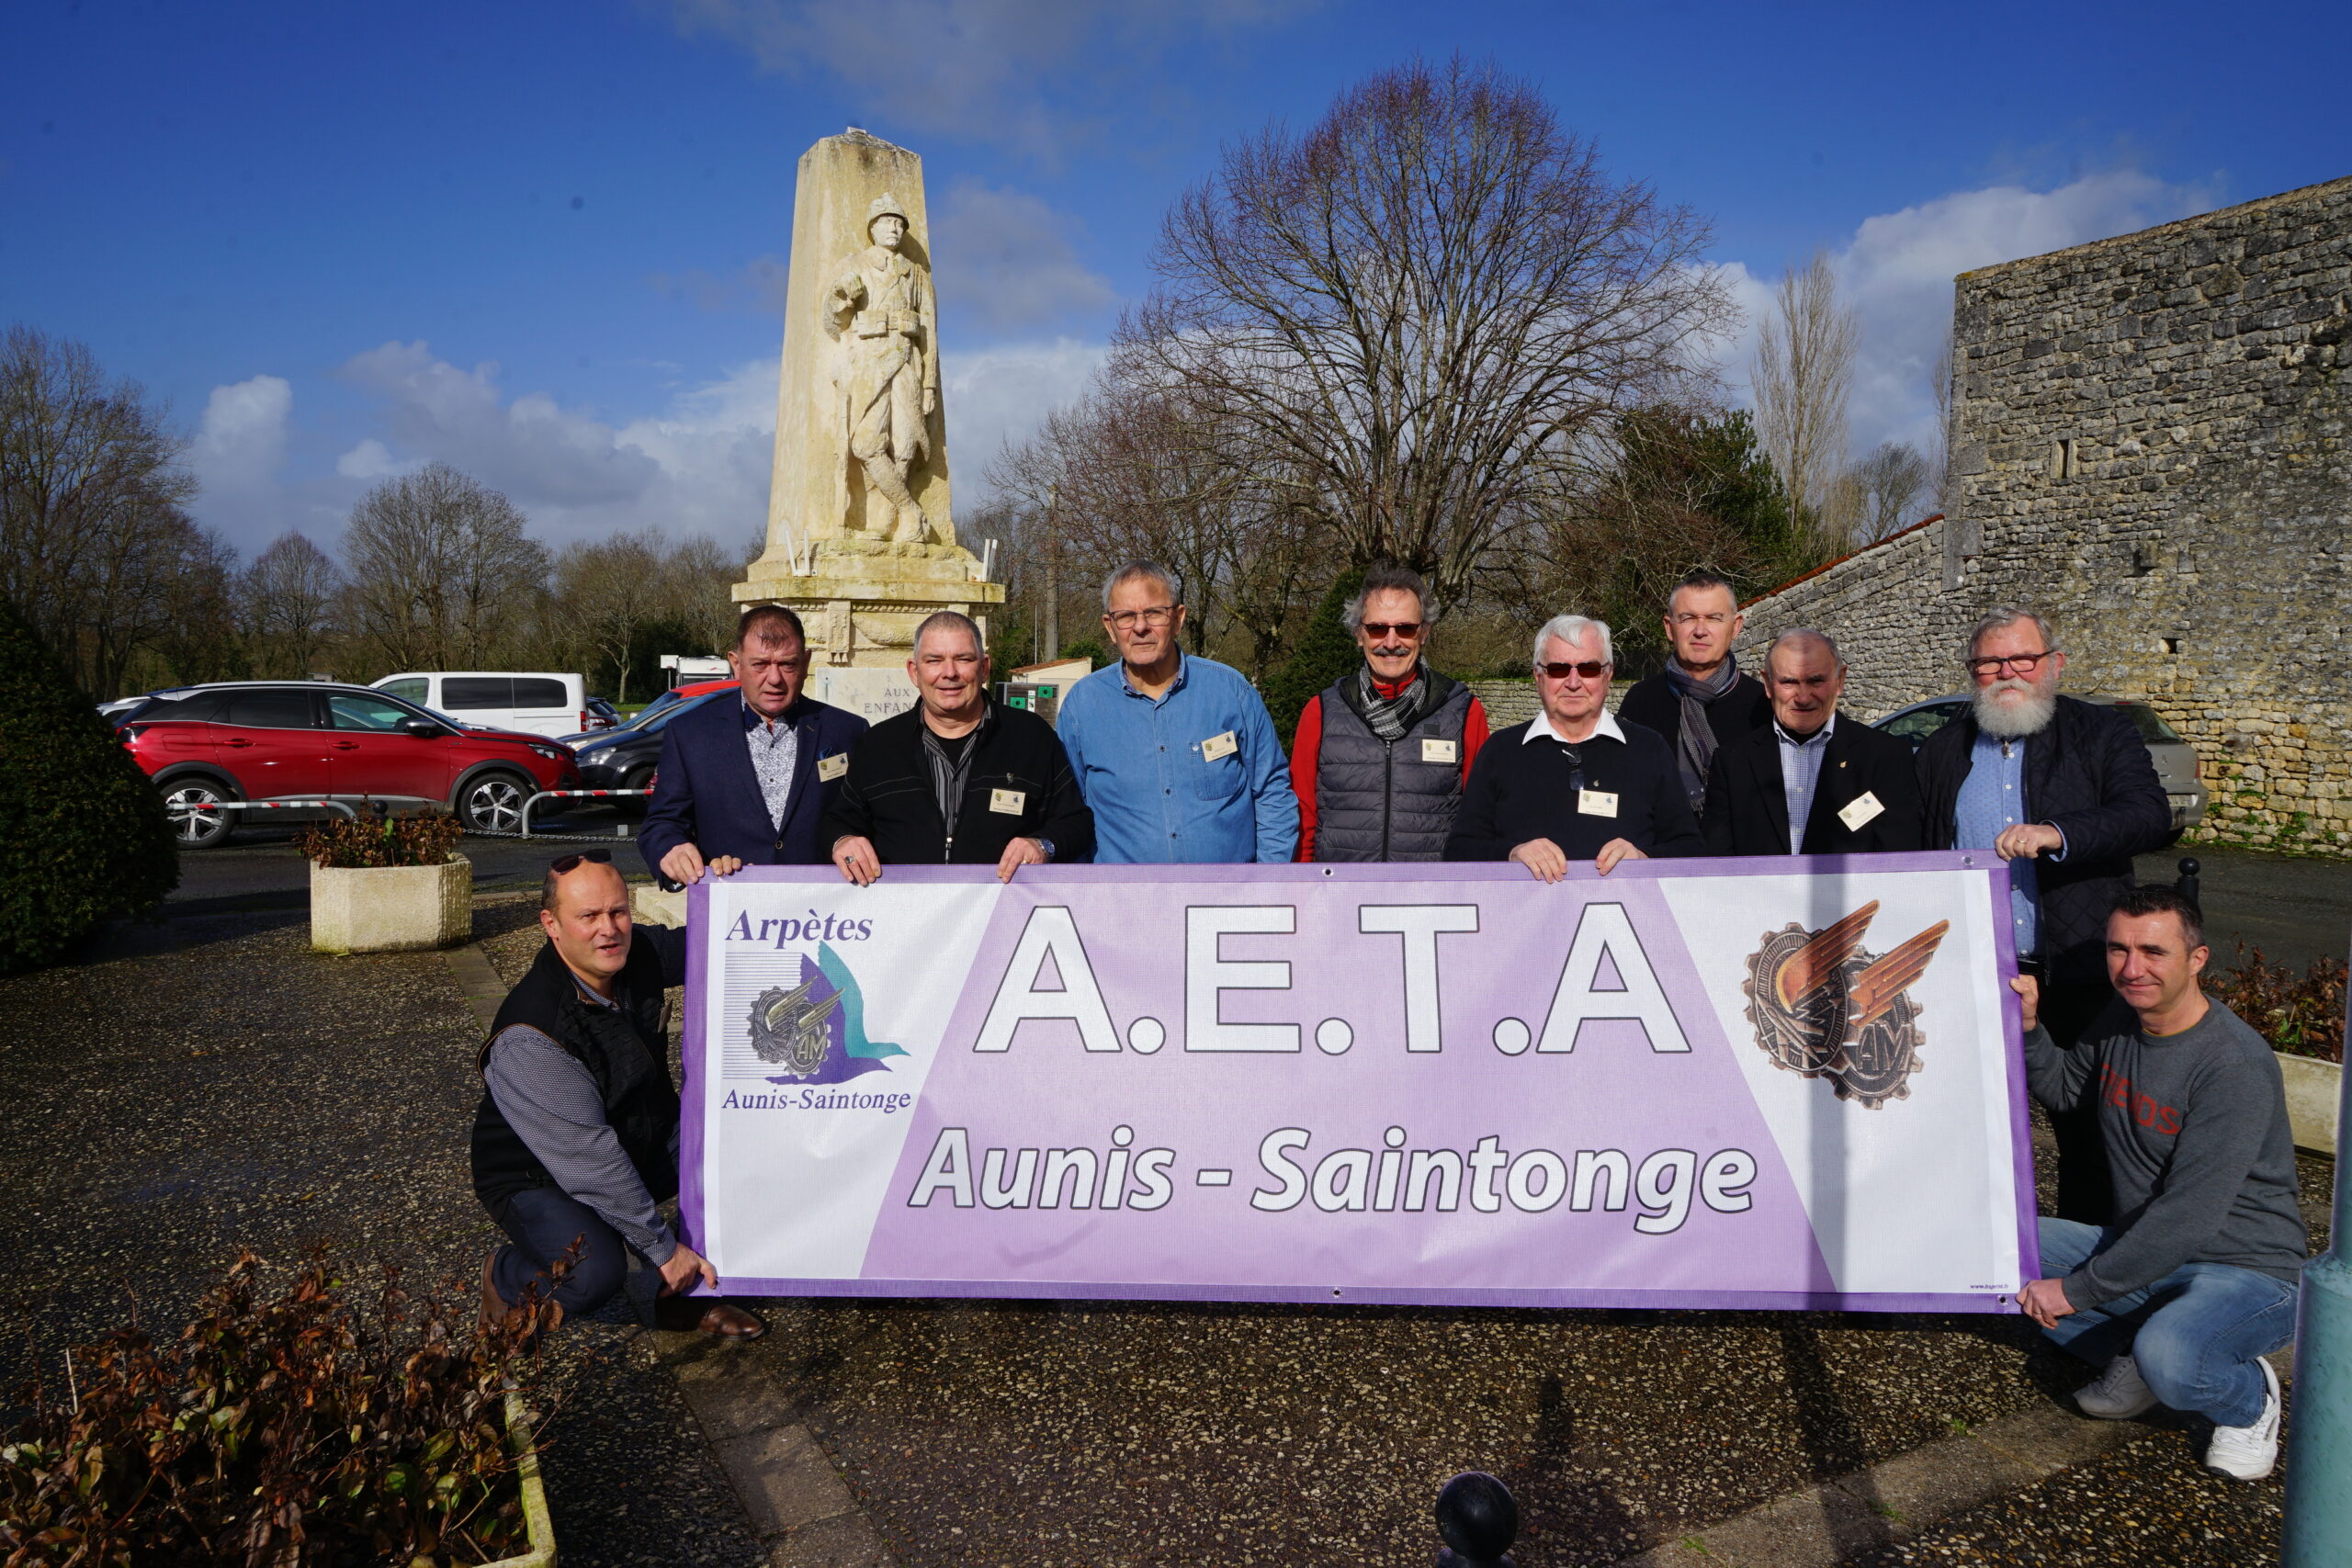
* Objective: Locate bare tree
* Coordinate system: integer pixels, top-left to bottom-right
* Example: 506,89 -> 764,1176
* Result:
1928,319 -> 1955,514
1114,56 -> 1732,605
1751,249 -> 1858,551
241,531 -> 345,678
662,533 -> 744,657
1849,441 -> 1934,543
555,530 -> 668,705
0,325 -> 202,693
341,464 -> 548,674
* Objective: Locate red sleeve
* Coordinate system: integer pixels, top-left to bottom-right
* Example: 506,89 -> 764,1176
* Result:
1460,695 -> 1491,786
1289,694 -> 1323,862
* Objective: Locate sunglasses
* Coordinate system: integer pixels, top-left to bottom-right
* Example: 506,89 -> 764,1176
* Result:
1537,660 -> 1611,680
548,849 -> 613,874
1361,621 -> 1423,638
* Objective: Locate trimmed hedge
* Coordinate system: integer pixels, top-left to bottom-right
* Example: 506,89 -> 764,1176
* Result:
0,598 -> 178,974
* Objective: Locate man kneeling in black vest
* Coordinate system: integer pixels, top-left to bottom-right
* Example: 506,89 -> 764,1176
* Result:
472,850 -> 763,1338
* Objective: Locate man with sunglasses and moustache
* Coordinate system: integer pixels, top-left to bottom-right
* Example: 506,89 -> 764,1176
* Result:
471,850 -> 765,1340
1918,606 -> 2171,1222
1445,615 -> 1704,877
1288,566 -> 1491,861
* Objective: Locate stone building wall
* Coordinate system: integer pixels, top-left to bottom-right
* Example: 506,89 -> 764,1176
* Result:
1734,175 -> 2352,857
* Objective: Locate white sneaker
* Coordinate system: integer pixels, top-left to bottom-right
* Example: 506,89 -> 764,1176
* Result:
2075,1353 -> 2159,1419
2205,1359 -> 2282,1481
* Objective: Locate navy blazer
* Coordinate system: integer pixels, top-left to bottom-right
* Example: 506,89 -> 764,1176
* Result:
638,694 -> 868,885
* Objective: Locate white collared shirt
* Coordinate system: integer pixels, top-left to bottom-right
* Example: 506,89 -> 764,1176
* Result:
1521,708 -> 1628,747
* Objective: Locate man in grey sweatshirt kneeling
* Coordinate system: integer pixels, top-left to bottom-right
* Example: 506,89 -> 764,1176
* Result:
2012,883 -> 2306,1480
470,850 -> 763,1339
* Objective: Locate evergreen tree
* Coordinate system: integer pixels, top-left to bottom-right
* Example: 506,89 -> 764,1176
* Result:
0,596 -> 178,973
1261,564 -> 1368,745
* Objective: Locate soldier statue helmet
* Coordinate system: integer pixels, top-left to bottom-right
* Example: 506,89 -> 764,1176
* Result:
866,192 -> 910,245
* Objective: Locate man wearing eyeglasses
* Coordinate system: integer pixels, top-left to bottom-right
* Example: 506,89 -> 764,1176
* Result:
473,851 -> 764,1340
1617,570 -> 1772,822
1917,606 -> 2171,1222
1057,560 -> 1298,864
1288,565 -> 1490,861
1445,615 -> 1704,876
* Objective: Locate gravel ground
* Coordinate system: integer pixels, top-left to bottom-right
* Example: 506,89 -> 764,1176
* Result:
0,903 -> 763,1568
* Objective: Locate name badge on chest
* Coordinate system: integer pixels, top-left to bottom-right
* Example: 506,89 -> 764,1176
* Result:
989,787 -> 1027,815
1577,788 -> 1619,818
1838,791 -> 1884,831
1420,738 -> 1458,764
817,752 -> 849,783
1201,730 -> 1238,761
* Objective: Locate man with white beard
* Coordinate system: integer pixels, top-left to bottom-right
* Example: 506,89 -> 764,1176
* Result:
1917,607 -> 2172,1222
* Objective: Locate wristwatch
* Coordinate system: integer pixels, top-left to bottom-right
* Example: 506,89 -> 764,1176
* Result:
1035,838 -> 1057,863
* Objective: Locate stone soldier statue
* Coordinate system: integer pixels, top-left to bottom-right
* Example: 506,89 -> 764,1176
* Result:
827,192 -> 939,544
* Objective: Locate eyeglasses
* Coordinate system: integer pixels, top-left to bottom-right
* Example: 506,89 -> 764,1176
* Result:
1360,621 -> 1423,638
1106,605 -> 1177,631
548,849 -> 613,874
1538,660 -> 1611,680
1965,650 -> 2057,678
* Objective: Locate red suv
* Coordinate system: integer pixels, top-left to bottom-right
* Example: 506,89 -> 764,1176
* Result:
117,682 -> 583,847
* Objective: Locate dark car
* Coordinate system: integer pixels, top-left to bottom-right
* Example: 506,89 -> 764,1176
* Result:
1874,693 -> 2208,831
568,688 -> 733,807
558,678 -> 740,746
119,681 -> 583,847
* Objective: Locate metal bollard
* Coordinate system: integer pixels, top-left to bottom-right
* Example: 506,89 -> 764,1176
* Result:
1433,1472 -> 1517,1568
2175,854 -> 2201,911
2281,920 -> 2352,1564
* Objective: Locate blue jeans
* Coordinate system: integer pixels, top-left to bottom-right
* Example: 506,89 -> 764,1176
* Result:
2038,1217 -> 2298,1427
490,1186 -> 647,1320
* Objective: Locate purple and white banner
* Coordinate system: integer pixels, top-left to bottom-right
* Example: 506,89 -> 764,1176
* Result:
681,855 -> 2035,1314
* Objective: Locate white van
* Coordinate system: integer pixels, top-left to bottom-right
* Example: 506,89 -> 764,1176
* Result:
371,672 -> 589,739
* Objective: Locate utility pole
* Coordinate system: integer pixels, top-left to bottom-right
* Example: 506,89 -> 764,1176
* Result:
1040,481 -> 1061,661
2282,933 -> 2352,1564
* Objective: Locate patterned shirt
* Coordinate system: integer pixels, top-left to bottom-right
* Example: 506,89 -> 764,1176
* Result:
742,699 -> 799,831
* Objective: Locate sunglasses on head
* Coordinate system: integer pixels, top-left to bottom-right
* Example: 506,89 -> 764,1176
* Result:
1538,660 -> 1611,680
548,849 -> 613,874
1361,621 -> 1423,638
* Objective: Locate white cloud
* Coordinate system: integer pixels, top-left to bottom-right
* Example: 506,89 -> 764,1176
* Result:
942,335 -> 1106,500
662,0 -> 1315,155
1721,169 -> 2221,462
187,374 -> 294,545
334,437 -> 410,480
337,341 -> 663,511
933,181 -> 1116,333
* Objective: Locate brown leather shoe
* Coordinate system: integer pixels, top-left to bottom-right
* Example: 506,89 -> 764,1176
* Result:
653,1296 -> 767,1338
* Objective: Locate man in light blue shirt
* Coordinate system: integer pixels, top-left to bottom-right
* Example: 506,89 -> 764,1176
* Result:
1056,561 -> 1299,863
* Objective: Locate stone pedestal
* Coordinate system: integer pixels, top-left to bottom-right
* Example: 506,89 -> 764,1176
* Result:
734,538 -> 1004,669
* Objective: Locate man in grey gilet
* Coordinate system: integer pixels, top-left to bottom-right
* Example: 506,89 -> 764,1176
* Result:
2013,884 -> 2307,1481
1287,566 -> 1492,861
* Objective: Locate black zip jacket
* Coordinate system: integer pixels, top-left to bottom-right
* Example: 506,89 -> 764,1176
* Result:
821,698 -> 1095,867
1917,694 -> 2171,987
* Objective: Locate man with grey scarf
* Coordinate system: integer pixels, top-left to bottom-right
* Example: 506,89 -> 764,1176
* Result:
1617,570 -> 1773,818
1289,566 -> 1491,861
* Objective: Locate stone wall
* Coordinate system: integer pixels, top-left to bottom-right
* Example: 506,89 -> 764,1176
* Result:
1735,175 -> 2352,857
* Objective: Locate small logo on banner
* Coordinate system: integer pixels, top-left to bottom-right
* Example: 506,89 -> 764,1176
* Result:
745,942 -> 909,1086
1742,900 -> 1948,1108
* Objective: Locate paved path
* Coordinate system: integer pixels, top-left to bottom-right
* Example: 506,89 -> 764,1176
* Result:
162,810 -> 645,912
2142,842 -> 2352,973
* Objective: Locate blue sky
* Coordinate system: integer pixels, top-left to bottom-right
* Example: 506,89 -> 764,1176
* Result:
5,0 -> 2344,561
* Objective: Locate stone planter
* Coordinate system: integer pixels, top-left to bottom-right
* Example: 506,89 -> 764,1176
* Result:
486,1390 -> 557,1567
631,884 -> 688,931
2278,1052 -> 2342,1159
309,853 -> 471,953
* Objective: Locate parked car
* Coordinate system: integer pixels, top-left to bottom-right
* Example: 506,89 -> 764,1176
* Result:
568,687 -> 734,808
1873,694 -> 2208,830
117,681 -> 582,848
369,671 -> 591,739
582,696 -> 623,731
563,676 -> 741,745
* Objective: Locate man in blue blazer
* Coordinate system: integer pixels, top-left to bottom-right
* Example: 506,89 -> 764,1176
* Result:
639,605 -> 868,888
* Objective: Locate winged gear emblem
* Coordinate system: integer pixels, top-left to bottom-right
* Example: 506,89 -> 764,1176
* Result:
748,976 -> 844,1080
1742,900 -> 1948,1109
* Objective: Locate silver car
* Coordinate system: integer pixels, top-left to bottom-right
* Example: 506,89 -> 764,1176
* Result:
1874,694 -> 2208,833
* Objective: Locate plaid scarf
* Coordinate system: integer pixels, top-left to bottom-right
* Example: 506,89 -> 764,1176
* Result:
1356,662 -> 1437,743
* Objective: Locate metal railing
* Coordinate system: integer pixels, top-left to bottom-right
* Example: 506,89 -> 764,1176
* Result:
184,797 -> 361,823
520,788 -> 650,838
